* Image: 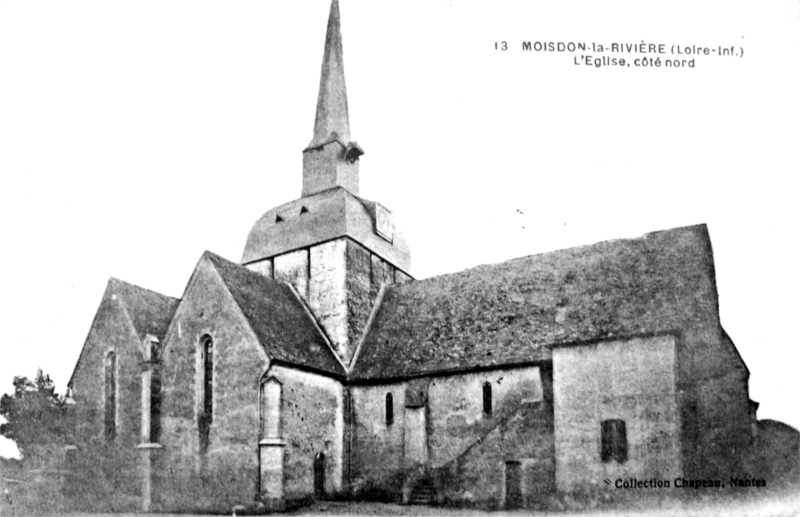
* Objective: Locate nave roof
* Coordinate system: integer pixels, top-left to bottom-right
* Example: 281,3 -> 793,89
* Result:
351,224 -> 719,380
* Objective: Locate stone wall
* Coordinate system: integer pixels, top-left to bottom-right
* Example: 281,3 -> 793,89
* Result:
350,365 -> 549,505
274,249 -> 310,300
427,368 -> 543,467
309,240 -> 349,354
690,367 -> 751,478
267,365 -> 345,499
247,258 -> 273,278
349,382 -> 407,495
71,290 -> 142,449
68,288 -> 144,509
428,367 -> 551,508
553,334 -> 681,492
395,270 -> 413,284
156,258 -> 268,512
439,396 -> 555,508
345,240 -> 377,364
370,253 -> 395,297
677,328 -> 751,478
302,143 -> 360,198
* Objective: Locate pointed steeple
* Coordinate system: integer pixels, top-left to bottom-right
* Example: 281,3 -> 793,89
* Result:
309,0 -> 350,149
302,0 -> 364,198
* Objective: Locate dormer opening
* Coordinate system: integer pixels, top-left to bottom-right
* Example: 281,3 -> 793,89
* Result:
375,203 -> 394,243
300,206 -> 309,215
276,215 -> 284,223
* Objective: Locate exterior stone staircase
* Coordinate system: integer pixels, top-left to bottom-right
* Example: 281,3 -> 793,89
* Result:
408,473 -> 436,505
399,401 -> 540,506
437,401 -> 537,473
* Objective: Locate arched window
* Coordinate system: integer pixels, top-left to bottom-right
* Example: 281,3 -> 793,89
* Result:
482,382 -> 492,417
199,335 -> 213,453
260,377 -> 282,439
150,368 -> 161,443
143,336 -> 162,444
385,393 -> 394,426
104,351 -> 117,441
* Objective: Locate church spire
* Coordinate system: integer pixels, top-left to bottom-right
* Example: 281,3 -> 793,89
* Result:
302,0 -> 364,198
309,0 -> 349,148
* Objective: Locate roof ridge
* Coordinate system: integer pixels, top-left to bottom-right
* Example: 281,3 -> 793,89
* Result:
352,223 -> 718,380
108,276 -> 179,302
407,223 -> 711,287
206,251 -> 289,291
204,250 -> 275,294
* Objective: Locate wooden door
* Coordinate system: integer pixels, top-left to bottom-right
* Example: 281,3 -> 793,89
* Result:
314,453 -> 326,499
505,461 -> 522,509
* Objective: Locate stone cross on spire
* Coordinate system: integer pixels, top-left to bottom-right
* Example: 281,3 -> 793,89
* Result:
302,0 -> 364,198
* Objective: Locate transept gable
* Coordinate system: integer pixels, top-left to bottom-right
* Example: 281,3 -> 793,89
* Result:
160,251 -> 346,379
108,277 -> 179,343
159,252 -> 266,363
68,278 -> 176,389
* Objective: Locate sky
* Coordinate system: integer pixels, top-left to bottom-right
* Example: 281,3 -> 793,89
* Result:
0,0 -> 798,460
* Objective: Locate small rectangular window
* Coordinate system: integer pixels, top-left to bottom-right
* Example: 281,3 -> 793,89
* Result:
385,393 -> 394,426
601,419 -> 628,463
483,382 -> 493,417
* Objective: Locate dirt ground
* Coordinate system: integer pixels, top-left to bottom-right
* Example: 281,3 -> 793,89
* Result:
3,492 -> 796,517
296,494 -> 799,517
1,489 -> 798,517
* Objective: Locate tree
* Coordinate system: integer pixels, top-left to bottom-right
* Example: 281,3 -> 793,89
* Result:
0,370 -> 70,468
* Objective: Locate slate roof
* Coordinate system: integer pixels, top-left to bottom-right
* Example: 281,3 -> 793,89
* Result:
241,186 -> 411,272
351,224 -> 719,380
69,278 -> 179,388
109,277 -> 179,342
205,252 -> 346,378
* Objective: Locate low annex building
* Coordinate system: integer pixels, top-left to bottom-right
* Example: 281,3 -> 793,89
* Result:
65,1 -> 782,512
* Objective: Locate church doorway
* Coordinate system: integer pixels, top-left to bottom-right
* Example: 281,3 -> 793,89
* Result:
505,461 -> 522,509
314,453 -> 326,499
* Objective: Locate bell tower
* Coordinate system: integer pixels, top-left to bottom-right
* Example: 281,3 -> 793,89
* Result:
242,0 -> 411,367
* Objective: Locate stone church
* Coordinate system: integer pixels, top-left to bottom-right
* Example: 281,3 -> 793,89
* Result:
66,0 -> 762,512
